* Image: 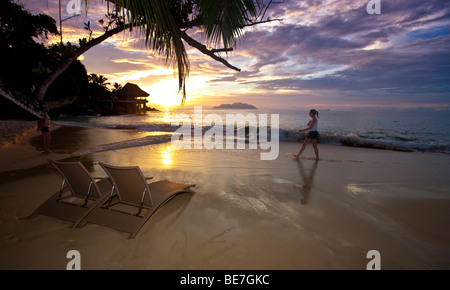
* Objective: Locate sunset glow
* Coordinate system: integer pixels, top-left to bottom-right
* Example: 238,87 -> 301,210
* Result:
22,0 -> 450,111
145,78 -> 182,108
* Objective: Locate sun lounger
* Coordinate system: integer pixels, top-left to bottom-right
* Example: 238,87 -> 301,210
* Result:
28,160 -> 112,226
77,162 -> 195,239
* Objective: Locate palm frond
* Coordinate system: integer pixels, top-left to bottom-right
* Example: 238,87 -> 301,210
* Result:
196,0 -> 260,48
84,0 -> 265,104
102,0 -> 190,102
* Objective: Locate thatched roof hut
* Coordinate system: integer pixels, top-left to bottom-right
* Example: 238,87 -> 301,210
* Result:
115,83 -> 149,100
113,83 -> 149,114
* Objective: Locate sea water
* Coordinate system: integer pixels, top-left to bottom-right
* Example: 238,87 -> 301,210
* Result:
54,108 -> 450,155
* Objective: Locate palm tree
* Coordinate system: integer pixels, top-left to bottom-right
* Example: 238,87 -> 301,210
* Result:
95,0 -> 262,103
111,82 -> 123,93
35,0 -> 277,105
88,73 -> 110,89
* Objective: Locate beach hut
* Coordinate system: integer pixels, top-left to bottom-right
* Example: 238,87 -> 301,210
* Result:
114,83 -> 149,114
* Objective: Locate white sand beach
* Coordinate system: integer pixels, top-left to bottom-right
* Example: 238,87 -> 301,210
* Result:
0,122 -> 449,270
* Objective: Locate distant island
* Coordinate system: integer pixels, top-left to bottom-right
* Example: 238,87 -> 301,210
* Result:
212,102 -> 257,109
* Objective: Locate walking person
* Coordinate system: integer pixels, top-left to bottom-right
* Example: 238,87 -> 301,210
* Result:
37,108 -> 51,154
293,109 -> 320,161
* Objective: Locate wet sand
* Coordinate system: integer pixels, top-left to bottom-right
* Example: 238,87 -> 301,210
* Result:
0,120 -> 36,148
0,124 -> 449,269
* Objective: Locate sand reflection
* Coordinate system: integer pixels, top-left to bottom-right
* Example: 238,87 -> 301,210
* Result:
160,144 -> 176,166
294,160 -> 318,204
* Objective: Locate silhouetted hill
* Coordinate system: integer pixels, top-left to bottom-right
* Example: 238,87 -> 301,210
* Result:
212,102 -> 257,109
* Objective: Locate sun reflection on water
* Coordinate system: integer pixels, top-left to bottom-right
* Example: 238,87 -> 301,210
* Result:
160,144 -> 176,166
162,109 -> 173,123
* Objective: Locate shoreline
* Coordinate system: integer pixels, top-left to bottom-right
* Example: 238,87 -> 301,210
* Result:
0,123 -> 449,269
0,120 -> 37,149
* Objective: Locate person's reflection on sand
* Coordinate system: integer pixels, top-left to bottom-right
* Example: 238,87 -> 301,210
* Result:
294,159 -> 318,204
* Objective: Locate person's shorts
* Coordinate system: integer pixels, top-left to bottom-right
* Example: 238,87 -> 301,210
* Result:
307,131 -> 319,139
41,127 -> 50,133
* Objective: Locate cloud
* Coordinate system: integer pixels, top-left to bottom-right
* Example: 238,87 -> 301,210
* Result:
202,0 -> 450,108
19,0 -> 450,109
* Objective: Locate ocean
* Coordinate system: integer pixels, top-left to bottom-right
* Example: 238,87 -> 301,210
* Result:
53,108 -> 450,155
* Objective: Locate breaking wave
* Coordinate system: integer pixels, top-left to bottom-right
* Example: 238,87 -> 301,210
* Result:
54,119 -> 450,155
279,129 -> 450,154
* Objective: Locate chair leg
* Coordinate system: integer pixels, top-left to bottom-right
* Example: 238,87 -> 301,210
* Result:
134,188 -> 147,216
81,181 -> 94,208
56,178 -> 67,202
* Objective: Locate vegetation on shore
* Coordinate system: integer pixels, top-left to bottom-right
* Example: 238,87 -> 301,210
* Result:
1,0 -> 281,118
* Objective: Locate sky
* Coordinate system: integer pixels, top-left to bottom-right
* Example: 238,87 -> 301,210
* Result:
17,0 -> 450,110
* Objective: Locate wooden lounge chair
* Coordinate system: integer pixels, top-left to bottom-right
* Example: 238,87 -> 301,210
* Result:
28,160 -> 112,226
77,162 -> 195,239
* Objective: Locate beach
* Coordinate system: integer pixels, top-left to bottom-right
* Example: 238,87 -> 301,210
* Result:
0,120 -> 36,149
0,121 -> 449,270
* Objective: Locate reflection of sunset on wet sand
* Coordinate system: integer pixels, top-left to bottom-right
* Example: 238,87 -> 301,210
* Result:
160,144 -> 175,166
1,126 -> 450,269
